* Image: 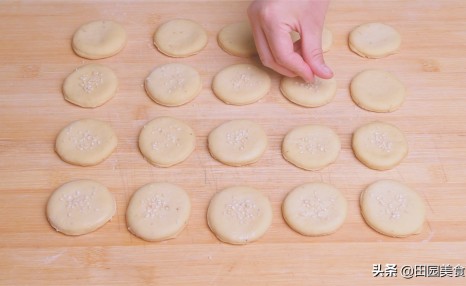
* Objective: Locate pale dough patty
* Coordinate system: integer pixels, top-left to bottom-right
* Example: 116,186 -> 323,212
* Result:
72,20 -> 127,59
217,21 -> 257,57
349,22 -> 401,58
207,186 -> 272,245
138,116 -> 195,167
46,179 -> 116,236
154,19 -> 208,57
282,124 -> 341,170
212,63 -> 271,105
126,182 -> 191,242
350,69 -> 406,112
208,119 -> 267,166
144,63 -> 202,106
360,179 -> 425,237
55,119 -> 117,166
352,121 -> 408,170
280,76 -> 337,107
282,182 -> 347,236
63,63 -> 118,108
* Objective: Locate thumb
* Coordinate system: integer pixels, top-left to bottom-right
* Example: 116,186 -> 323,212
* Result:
301,30 -> 333,79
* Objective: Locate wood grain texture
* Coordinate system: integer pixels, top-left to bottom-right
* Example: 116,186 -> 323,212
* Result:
1,0 -> 466,285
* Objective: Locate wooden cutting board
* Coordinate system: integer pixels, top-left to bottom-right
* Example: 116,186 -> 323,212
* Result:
1,0 -> 466,285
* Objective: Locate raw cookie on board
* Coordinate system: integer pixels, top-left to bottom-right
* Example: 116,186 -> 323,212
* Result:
126,182 -> 191,242
207,186 -> 272,245
138,117 -> 195,167
352,121 -> 408,170
282,124 -> 341,170
360,179 -> 425,237
212,63 -> 271,105
46,179 -> 116,236
280,76 -> 337,107
63,63 -> 118,108
208,119 -> 267,166
350,69 -> 406,112
72,20 -> 127,59
55,119 -> 117,166
217,21 -> 257,57
349,22 -> 401,58
282,182 -> 347,236
144,63 -> 202,106
154,19 -> 208,57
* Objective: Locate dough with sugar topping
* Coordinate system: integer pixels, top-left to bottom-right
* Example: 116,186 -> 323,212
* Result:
145,63 -> 202,106
212,63 -> 271,105
351,69 -> 406,112
63,63 -> 118,108
349,22 -> 401,58
208,119 -> 267,166
360,179 -> 425,237
55,119 -> 117,166
138,116 -> 195,167
72,20 -> 127,59
46,179 -> 116,235
282,182 -> 347,236
126,182 -> 191,242
207,186 -> 272,245
154,19 -> 208,57
352,121 -> 408,170
217,21 -> 257,57
280,76 -> 337,107
282,124 -> 341,170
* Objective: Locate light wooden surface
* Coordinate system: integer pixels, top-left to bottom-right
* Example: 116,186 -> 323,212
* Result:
1,0 -> 466,285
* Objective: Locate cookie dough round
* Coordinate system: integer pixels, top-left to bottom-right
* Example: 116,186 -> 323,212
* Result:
212,64 -> 271,105
282,125 -> 341,170
126,182 -> 191,242
208,120 -> 267,166
63,63 -> 118,108
154,19 -> 208,57
55,119 -> 118,166
360,179 -> 425,237
46,180 -> 116,236
144,63 -> 202,106
72,20 -> 127,59
350,69 -> 406,112
349,22 -> 401,58
218,21 -> 257,57
352,121 -> 408,170
282,182 -> 347,236
290,27 -> 333,53
207,186 -> 272,245
280,76 -> 337,107
138,117 -> 195,167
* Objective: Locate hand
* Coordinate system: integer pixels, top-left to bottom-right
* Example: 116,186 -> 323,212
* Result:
248,0 -> 333,82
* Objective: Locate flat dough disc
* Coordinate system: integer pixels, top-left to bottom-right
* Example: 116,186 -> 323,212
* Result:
126,182 -> 191,242
360,179 -> 425,237
63,63 -> 118,108
46,180 -> 116,236
153,19 -> 208,57
282,182 -> 347,236
212,64 -> 271,105
208,119 -> 268,166
145,63 -> 202,106
280,76 -> 337,107
207,186 -> 272,245
138,117 -> 195,167
290,27 -> 333,53
350,69 -> 406,112
352,121 -> 408,170
282,124 -> 341,170
72,20 -> 127,59
349,22 -> 401,58
218,21 -> 257,57
55,119 -> 117,166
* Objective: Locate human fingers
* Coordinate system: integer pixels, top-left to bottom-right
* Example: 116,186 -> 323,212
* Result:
300,29 -> 333,79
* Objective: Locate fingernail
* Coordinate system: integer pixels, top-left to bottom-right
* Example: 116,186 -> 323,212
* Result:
322,65 -> 333,76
